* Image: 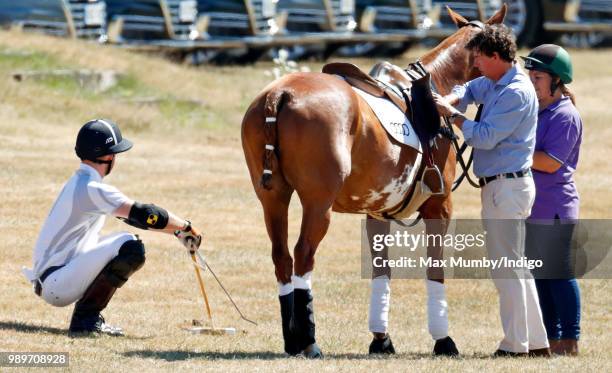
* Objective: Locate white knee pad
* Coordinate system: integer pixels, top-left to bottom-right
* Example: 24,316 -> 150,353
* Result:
369,275 -> 390,333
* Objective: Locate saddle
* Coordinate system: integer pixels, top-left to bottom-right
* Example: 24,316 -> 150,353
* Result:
322,61 -> 441,147
322,62 -> 409,113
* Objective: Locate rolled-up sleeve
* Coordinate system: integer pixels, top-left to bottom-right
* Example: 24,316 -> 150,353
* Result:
453,77 -> 488,113
461,89 -> 526,150
452,83 -> 471,113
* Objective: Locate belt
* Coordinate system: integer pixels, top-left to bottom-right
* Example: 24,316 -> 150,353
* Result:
478,169 -> 532,187
34,265 -> 65,297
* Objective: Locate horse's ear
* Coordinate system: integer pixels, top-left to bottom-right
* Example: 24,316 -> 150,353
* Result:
447,6 -> 469,28
485,3 -> 507,25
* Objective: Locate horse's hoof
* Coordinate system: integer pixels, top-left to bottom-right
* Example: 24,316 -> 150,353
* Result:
433,336 -> 459,357
284,344 -> 301,357
302,343 -> 324,359
369,334 -> 396,354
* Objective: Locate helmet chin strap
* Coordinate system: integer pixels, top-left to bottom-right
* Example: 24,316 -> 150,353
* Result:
92,157 -> 114,176
550,80 -> 559,97
548,74 -> 560,97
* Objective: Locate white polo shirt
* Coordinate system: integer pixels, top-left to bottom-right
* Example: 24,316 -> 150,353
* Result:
23,163 -> 130,284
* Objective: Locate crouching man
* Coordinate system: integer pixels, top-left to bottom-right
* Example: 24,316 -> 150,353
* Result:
22,119 -> 202,336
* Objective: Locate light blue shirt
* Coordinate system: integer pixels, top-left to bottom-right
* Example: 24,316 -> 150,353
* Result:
452,64 -> 538,178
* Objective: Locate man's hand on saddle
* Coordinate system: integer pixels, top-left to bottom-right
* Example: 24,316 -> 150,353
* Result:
432,92 -> 460,117
175,221 -> 202,254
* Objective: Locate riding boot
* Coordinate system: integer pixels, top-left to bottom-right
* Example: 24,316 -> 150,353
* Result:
69,239 -> 145,336
557,339 -> 579,356
279,292 -> 299,355
292,288 -> 322,358
69,268 -> 122,336
548,339 -> 561,352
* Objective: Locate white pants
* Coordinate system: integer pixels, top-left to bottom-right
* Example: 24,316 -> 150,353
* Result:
481,177 -> 548,352
41,232 -> 136,307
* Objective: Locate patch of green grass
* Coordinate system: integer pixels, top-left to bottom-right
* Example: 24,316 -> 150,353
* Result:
105,73 -> 154,99
0,46 -> 63,71
0,45 -> 155,100
36,74 -> 83,94
35,72 -> 154,100
158,98 -> 206,126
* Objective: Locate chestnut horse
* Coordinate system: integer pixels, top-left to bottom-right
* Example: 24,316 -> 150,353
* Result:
241,6 -> 507,357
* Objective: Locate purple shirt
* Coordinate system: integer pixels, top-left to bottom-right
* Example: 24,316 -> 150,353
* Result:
530,96 -> 582,219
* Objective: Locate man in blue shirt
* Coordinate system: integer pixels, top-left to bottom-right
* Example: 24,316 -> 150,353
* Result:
433,24 -> 550,357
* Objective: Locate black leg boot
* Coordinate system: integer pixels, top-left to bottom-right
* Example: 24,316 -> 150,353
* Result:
69,239 -> 145,336
279,292 -> 299,356
69,269 -> 123,336
293,288 -> 322,358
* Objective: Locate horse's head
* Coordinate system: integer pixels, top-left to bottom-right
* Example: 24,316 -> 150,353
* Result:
421,4 -> 508,94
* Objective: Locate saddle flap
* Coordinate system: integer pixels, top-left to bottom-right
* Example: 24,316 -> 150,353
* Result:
409,73 -> 441,141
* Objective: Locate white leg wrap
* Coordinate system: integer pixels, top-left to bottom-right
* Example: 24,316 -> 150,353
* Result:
426,279 -> 449,340
278,282 -> 294,296
368,275 -> 390,333
291,272 -> 312,290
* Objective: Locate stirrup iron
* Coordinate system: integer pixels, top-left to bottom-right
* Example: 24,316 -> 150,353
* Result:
420,165 -> 445,196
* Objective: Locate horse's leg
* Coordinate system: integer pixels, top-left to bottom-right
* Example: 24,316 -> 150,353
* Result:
242,97 -> 298,355
366,216 -> 395,354
290,196 -> 335,358
419,196 -> 459,356
259,185 -> 297,355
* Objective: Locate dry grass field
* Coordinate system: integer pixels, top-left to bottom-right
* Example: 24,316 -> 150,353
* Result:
0,30 -> 610,372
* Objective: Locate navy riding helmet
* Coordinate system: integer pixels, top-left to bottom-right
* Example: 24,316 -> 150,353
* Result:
75,119 -> 133,161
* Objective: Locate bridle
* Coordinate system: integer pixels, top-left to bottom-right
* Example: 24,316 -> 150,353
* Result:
446,19 -> 486,191
444,108 -> 481,191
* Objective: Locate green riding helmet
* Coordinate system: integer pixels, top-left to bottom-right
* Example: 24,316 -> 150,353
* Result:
521,44 -> 573,84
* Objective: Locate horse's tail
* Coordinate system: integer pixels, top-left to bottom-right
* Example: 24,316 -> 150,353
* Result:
260,89 -> 290,190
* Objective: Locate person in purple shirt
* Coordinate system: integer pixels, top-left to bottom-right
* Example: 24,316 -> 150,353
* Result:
522,44 -> 583,356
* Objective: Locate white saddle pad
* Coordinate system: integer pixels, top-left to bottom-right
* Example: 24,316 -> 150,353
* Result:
353,86 -> 421,152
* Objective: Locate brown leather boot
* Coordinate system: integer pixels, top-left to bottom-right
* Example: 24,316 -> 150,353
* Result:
528,347 -> 551,357
557,339 -> 579,356
548,339 -> 561,352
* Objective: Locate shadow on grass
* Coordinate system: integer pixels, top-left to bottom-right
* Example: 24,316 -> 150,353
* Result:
123,350 -> 287,361
0,320 -> 66,335
0,320 -> 152,340
122,350 -> 439,361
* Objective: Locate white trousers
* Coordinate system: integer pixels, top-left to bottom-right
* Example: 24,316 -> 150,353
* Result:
41,232 -> 136,307
481,177 -> 548,352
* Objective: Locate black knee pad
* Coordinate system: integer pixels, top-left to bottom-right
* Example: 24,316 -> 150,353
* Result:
104,239 -> 146,288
